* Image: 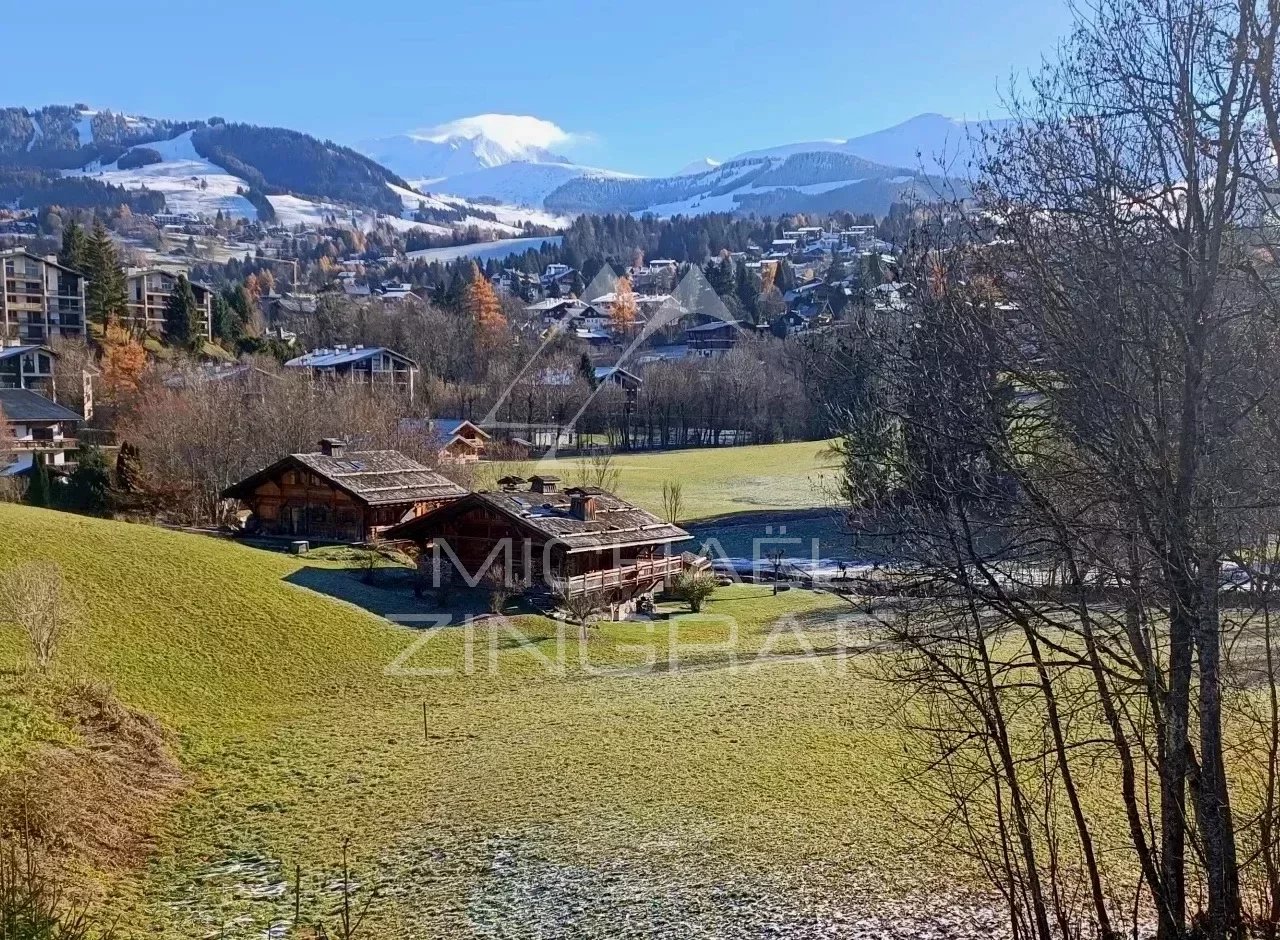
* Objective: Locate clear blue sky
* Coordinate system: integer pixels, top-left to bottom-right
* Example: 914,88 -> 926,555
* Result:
7,0 -> 1074,175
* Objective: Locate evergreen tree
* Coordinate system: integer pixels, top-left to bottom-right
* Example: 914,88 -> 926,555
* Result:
84,219 -> 128,326
59,219 -> 88,272
578,352 -> 596,387
163,274 -> 202,348
25,457 -> 51,508
115,441 -> 144,494
210,292 -> 236,342
64,445 -> 111,513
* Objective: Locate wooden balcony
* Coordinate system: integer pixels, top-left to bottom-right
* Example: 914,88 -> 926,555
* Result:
551,554 -> 691,599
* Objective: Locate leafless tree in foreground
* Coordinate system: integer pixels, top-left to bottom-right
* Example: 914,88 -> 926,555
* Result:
830,0 -> 1280,937
0,562 -> 75,672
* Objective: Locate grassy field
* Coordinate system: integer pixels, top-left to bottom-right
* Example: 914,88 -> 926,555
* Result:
480,440 -> 841,521
0,504 -> 956,937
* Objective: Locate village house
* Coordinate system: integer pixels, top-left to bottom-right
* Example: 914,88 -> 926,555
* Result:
384,475 -> 695,610
0,387 -> 81,478
0,344 -> 57,396
221,439 -> 466,542
0,249 -> 87,345
284,345 -> 419,399
125,269 -> 214,338
682,319 -> 746,354
433,418 -> 490,463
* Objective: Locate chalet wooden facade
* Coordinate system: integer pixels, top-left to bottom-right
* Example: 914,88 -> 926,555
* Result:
384,475 -> 694,600
221,440 -> 466,543
434,418 -> 490,463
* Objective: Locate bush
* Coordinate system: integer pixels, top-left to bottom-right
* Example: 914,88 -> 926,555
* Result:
672,570 -> 717,613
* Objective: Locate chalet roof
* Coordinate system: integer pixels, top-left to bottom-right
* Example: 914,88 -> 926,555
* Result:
683,319 -> 744,334
221,449 -> 467,507
385,487 -> 692,554
593,366 -> 642,386
0,388 -> 81,423
0,344 -> 56,363
285,346 -> 418,370
0,248 -> 85,277
433,418 -> 491,441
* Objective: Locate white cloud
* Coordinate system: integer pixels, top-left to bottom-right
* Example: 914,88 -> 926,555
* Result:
411,114 -> 584,153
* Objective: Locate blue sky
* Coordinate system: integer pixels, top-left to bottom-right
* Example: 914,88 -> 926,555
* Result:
8,0 -> 1074,175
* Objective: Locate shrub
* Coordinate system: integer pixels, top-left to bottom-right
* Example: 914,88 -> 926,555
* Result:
672,570 -> 717,613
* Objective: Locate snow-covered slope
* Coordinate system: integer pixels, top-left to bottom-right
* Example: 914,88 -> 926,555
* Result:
415,161 -> 633,209
64,130 -> 258,218
59,130 -> 567,234
358,114 -> 575,179
543,151 -> 940,218
733,113 -> 1008,174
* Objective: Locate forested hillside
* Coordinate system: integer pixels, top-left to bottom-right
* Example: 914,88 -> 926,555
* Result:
190,123 -> 410,215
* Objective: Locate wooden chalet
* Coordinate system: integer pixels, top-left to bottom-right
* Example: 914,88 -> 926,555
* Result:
221,439 -> 466,542
384,475 -> 695,601
433,418 -> 490,463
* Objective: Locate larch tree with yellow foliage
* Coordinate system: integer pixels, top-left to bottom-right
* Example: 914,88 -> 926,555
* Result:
99,322 -> 148,397
463,263 -> 507,353
609,275 -> 638,335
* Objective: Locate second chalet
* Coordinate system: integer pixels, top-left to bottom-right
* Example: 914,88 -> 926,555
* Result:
222,439 -> 466,542
384,474 -> 695,604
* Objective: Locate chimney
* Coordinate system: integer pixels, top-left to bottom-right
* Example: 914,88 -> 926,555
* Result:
569,492 -> 597,521
319,438 -> 347,458
529,475 -> 560,494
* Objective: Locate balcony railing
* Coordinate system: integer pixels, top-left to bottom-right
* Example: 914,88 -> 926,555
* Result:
4,438 -> 76,452
550,554 -> 691,599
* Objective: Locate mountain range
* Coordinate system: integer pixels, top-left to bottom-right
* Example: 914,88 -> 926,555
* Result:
0,106 -> 1001,227
361,112 -> 999,217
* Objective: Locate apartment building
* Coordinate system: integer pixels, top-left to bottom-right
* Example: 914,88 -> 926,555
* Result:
125,269 -> 213,338
0,249 -> 88,345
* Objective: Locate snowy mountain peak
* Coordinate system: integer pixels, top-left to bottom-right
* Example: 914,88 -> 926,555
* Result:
358,113 -> 576,180
675,157 -> 721,176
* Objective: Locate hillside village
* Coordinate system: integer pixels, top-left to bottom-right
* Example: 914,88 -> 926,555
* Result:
8,0 -> 1280,936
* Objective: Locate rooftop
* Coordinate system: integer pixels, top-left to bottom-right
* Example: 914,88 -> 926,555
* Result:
222,449 -> 466,507
0,388 -> 81,423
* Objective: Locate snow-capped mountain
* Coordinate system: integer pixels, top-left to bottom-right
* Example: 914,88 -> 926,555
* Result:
543,150 -> 943,218
675,157 -> 722,176
357,114 -> 576,180
411,160 -> 636,209
732,113 -> 1008,174
405,112 -> 992,217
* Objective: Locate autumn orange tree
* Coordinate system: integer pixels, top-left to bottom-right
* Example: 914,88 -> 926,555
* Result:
99,321 -> 147,397
609,276 -> 638,335
463,263 -> 507,354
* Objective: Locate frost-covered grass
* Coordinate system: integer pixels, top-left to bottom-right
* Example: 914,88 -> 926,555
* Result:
0,504 -> 948,937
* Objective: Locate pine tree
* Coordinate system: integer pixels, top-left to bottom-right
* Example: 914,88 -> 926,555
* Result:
164,274 -> 202,348
59,220 -> 88,272
463,263 -> 507,353
85,219 -> 128,326
26,457 -> 51,508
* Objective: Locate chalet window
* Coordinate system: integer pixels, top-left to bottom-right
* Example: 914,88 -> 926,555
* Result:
283,470 -> 298,485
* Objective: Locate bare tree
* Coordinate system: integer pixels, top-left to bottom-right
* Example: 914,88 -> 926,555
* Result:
0,562 -> 75,672
660,480 -> 684,525
824,0 -> 1280,937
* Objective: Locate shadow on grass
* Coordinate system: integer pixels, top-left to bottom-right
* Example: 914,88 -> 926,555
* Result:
284,565 -> 487,624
